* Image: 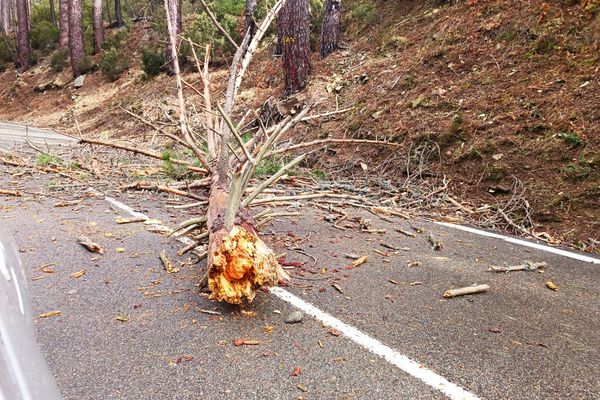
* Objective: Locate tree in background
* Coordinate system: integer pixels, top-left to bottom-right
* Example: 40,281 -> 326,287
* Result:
15,0 -> 29,70
49,0 -> 57,27
59,0 -> 68,47
114,0 -> 123,27
320,0 -> 340,58
244,0 -> 257,37
68,0 -> 85,77
1,0 -> 10,34
164,0 -> 181,74
277,0 -> 310,95
92,0 -> 104,53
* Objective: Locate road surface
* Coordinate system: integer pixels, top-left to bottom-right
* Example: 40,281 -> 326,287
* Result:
1,123 -> 599,400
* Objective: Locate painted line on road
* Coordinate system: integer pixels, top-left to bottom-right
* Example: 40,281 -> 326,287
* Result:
435,222 -> 600,264
269,287 -> 479,400
104,196 -> 480,400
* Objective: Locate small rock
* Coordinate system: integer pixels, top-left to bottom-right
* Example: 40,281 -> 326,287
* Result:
285,311 -> 304,324
73,75 -> 85,88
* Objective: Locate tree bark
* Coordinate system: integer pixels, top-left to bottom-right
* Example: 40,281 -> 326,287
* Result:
92,0 -> 104,54
15,0 -> 28,70
320,0 -> 341,58
164,0 -> 181,75
68,0 -> 85,77
244,0 -> 257,38
49,0 -> 57,27
1,0 -> 10,34
58,0 -> 68,47
114,0 -> 123,27
104,0 -> 111,26
277,0 -> 310,95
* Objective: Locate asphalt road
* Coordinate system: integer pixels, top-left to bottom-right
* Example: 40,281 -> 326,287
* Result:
0,121 -> 77,147
1,126 -> 599,400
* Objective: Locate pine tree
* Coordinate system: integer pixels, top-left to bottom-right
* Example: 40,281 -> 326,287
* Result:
68,0 -> 86,77
277,0 -> 310,95
92,0 -> 104,53
15,0 -> 29,70
320,0 -> 341,58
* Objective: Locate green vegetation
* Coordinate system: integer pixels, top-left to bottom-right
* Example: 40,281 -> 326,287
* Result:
141,47 -> 165,77
77,56 -> 96,74
556,131 -> 582,147
50,48 -> 70,72
100,48 -> 129,81
36,153 -> 64,167
563,155 -> 592,180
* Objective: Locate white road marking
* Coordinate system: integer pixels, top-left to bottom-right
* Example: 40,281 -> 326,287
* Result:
269,287 -> 480,400
105,196 -> 480,399
435,222 -> 600,264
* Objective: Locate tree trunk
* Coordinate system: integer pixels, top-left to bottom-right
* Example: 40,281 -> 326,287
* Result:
104,0 -> 111,26
244,0 -> 257,37
277,0 -> 310,95
164,0 -> 181,75
320,0 -> 341,58
92,0 -> 104,54
68,0 -> 85,77
49,0 -> 57,27
1,0 -> 10,34
58,0 -> 68,47
15,0 -> 28,70
114,0 -> 123,27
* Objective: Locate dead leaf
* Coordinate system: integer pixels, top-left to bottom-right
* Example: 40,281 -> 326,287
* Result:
264,324 -> 274,334
546,281 -> 558,291
327,328 -> 341,337
489,327 -> 502,333
77,236 -> 104,254
291,367 -> 302,376
40,263 -> 56,273
38,310 -> 61,318
71,269 -> 86,279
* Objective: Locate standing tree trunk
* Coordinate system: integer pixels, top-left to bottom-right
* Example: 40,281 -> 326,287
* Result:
114,0 -> 123,27
244,0 -> 257,37
58,0 -> 68,47
68,0 -> 85,77
92,0 -> 104,54
1,0 -> 9,34
15,0 -> 29,70
164,0 -> 181,75
277,0 -> 310,95
320,0 -> 340,58
49,0 -> 57,27
104,0 -> 111,26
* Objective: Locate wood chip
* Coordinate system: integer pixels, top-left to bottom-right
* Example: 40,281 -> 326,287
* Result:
233,339 -> 260,346
37,310 -> 61,318
490,261 -> 547,273
351,255 -> 368,267
546,281 -> 558,291
71,269 -> 86,278
77,236 -> 104,254
331,283 -> 344,293
160,250 -> 179,273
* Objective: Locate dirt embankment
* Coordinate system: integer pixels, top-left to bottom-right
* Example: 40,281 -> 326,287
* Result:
0,0 -> 598,250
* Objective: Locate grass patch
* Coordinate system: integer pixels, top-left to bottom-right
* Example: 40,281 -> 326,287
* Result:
36,153 -> 63,167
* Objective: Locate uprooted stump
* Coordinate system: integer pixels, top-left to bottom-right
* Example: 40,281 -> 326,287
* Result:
208,225 -> 289,304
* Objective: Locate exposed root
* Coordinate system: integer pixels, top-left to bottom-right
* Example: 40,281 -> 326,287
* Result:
208,226 -> 289,304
